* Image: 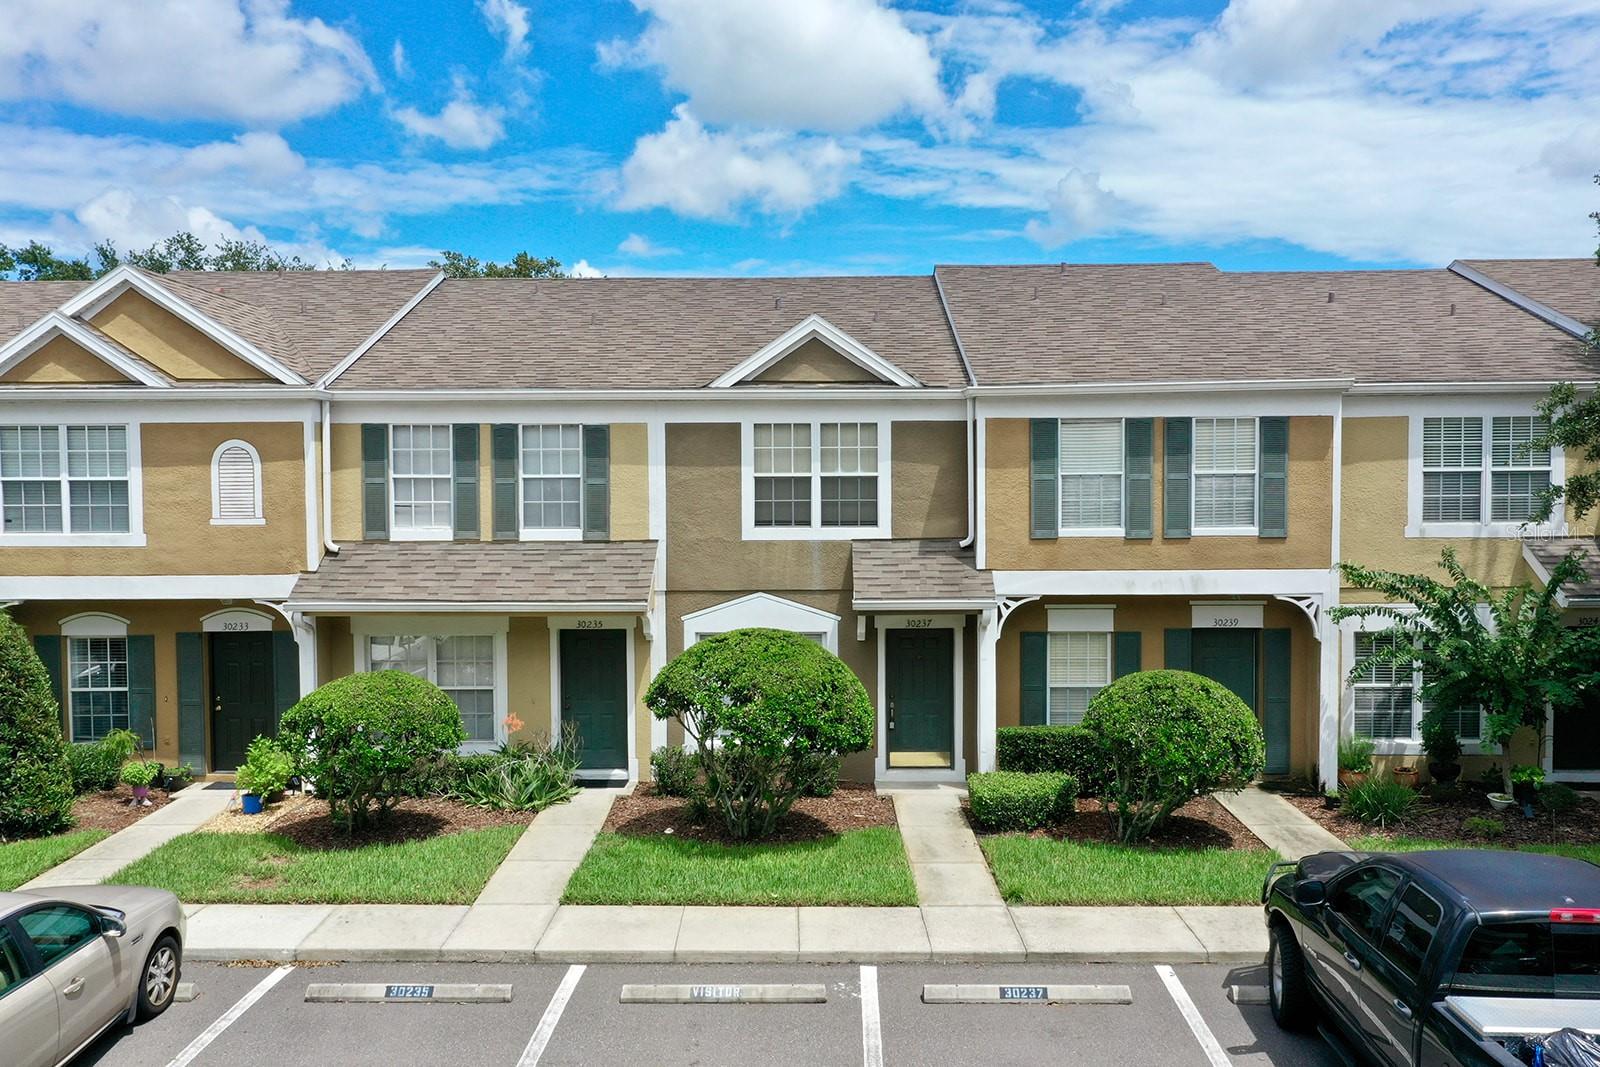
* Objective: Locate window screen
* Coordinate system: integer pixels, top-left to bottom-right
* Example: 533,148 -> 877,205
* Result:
1193,417 -> 1256,528
1059,419 -> 1123,529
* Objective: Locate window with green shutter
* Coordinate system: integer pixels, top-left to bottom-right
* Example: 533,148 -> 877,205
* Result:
1258,416 -> 1288,538
360,424 -> 389,540
451,424 -> 480,540
1163,417 -> 1192,538
1124,418 -> 1153,539
1029,419 -> 1059,540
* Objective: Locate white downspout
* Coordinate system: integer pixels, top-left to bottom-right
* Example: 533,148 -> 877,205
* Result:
321,399 -> 339,556
960,395 -> 976,548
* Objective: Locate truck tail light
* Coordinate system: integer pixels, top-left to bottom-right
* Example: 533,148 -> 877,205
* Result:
1549,908 -> 1600,924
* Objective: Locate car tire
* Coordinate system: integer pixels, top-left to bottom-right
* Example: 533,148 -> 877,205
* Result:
136,934 -> 181,1021
1268,922 -> 1314,1032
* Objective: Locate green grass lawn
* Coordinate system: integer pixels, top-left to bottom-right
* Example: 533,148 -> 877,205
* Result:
980,834 -> 1281,905
562,827 -> 918,906
0,830 -> 111,891
1350,835 -> 1600,866
105,826 -> 524,904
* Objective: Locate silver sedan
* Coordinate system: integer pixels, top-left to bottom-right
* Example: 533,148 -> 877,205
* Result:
1,884 -> 185,1067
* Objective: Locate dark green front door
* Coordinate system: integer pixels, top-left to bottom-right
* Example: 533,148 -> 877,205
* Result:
1191,628 -> 1258,713
561,629 -> 628,771
886,628 -> 954,769
210,631 -> 276,771
1554,691 -> 1600,772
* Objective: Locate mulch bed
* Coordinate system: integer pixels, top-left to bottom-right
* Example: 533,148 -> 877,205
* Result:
252,795 -> 534,851
1280,787 -> 1600,848
72,785 -> 173,833
964,794 -> 1267,850
602,784 -> 897,845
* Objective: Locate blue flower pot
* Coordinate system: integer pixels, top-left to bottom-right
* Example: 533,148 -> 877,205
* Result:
241,793 -> 264,815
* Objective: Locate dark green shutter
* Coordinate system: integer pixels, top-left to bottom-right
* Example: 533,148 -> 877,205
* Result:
1164,628 -> 1192,670
361,424 -> 389,540
271,631 -> 299,729
1263,628 -> 1292,774
492,424 -> 519,540
1124,418 -> 1153,539
1114,631 -> 1142,678
452,424 -> 480,540
1258,416 -> 1288,539
176,632 -> 207,773
1020,631 -> 1048,725
1163,417 -> 1192,539
33,635 -> 64,717
127,634 -> 156,751
581,425 -> 610,541
1029,419 -> 1059,540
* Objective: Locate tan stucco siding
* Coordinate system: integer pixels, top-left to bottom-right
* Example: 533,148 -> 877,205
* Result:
91,291 -> 271,381
506,617 -> 552,742
892,421 -> 967,539
610,423 -> 649,540
330,423 -> 363,542
2,421 -> 308,575
985,416 -> 1334,571
751,338 -> 883,384
0,336 -> 133,384
315,616 -> 353,685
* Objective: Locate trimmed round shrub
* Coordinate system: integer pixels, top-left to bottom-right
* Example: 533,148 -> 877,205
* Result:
1081,670 -> 1265,843
1342,777 -> 1417,828
646,628 -> 873,840
800,753 -> 841,797
278,671 -> 467,830
995,725 -> 1108,796
0,612 -> 74,836
967,771 -> 1077,831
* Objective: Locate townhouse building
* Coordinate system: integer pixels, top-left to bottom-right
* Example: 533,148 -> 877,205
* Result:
1,257 -> 1595,791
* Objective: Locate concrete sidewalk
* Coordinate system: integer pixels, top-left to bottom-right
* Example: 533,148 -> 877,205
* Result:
20,782 -> 235,890
1215,785 -> 1347,860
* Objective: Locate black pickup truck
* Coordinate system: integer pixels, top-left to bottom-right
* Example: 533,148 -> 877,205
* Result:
1262,849 -> 1600,1066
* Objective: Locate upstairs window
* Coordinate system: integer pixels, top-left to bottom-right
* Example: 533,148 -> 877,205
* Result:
1,424 -> 130,535
747,420 -> 885,537
1059,418 -> 1123,532
390,424 -> 452,537
1420,415 -> 1552,529
1193,417 -> 1257,530
754,422 -> 812,527
521,424 -> 582,532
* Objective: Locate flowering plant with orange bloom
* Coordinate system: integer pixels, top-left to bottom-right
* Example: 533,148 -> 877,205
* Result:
503,712 -> 524,734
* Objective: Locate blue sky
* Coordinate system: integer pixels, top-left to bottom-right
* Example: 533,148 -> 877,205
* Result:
1,0 -> 1597,276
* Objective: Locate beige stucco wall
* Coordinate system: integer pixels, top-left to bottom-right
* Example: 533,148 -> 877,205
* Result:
985,416 -> 1335,571
2,421 -> 308,575
92,291 -> 270,381
751,338 -> 882,384
330,423 -> 363,542
892,421 -> 968,539
610,422 -> 649,540
1,336 -> 134,384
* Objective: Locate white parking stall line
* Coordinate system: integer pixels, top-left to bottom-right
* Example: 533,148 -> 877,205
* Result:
165,965 -> 294,1067
516,963 -> 586,1067
860,965 -> 884,1067
1155,965 -> 1232,1067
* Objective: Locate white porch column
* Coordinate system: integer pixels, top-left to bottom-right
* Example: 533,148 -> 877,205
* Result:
976,605 -> 999,773
1317,577 -> 1342,793
291,611 -> 318,697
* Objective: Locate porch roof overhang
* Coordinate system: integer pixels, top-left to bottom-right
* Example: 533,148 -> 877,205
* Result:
1522,537 -> 1600,608
284,539 -> 658,614
850,539 -> 994,613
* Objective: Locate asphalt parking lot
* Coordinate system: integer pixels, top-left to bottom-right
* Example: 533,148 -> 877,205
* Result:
69,960 -> 1340,1067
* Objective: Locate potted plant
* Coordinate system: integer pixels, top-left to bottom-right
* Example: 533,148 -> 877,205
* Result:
1510,764 -> 1544,818
235,736 -> 292,815
1392,765 -> 1420,789
1338,736 -> 1375,789
162,763 -> 195,792
119,760 -> 160,806
1420,711 -> 1462,784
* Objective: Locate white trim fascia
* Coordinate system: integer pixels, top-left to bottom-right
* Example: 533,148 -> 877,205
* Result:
975,392 -> 1341,420
0,390 -> 327,409
853,599 -> 993,612
992,568 -> 1332,597
1,574 -> 299,600
289,599 -> 650,615
967,377 -> 1355,398
329,387 -> 968,405
1347,381 -> 1577,396
0,312 -> 170,388
317,271 -> 446,389
60,266 -> 306,385
709,314 -> 920,389
875,613 -> 967,783
1447,261 -> 1593,340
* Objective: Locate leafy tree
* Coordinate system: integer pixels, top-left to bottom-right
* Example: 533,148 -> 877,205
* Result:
0,232 -> 347,280
0,611 -> 75,837
1332,549 -> 1600,792
428,249 -> 566,278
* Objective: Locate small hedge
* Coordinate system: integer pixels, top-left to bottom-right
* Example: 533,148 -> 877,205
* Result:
0,612 -> 74,836
967,771 -> 1077,832
995,725 -> 1107,796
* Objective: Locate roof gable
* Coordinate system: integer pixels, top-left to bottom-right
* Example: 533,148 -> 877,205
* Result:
710,314 -> 920,388
0,312 -> 168,388
0,333 -> 137,385
88,289 -> 273,381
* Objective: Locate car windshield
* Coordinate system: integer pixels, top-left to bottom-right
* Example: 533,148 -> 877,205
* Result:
1449,921 -> 1600,998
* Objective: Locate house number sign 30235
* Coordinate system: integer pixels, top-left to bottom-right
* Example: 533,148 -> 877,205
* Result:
574,619 -> 605,629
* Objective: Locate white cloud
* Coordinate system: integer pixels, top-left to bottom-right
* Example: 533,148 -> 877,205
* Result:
479,0 -> 532,62
393,80 -> 507,150
569,260 -> 604,277
617,106 -> 857,220
1023,169 -> 1119,247
617,233 -> 678,257
0,0 -> 377,125
603,0 -> 943,132
392,40 -> 410,79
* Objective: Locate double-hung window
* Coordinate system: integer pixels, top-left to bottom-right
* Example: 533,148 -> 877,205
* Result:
390,424 -> 453,537
1,424 -> 131,536
368,634 -> 498,746
1059,418 -> 1123,532
1419,415 -> 1552,531
749,420 -> 884,536
1047,632 -> 1111,725
1351,631 -> 1483,744
68,636 -> 129,742
1193,417 -> 1257,531
521,424 -> 583,534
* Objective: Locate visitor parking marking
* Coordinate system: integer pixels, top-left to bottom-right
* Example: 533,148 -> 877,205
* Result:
619,983 -> 827,1004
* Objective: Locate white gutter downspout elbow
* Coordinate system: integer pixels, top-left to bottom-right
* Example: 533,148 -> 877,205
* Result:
959,395 -> 976,549
321,399 -> 339,557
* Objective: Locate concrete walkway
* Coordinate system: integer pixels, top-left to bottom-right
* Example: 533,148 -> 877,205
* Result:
21,782 -> 235,890
1214,784 -> 1348,860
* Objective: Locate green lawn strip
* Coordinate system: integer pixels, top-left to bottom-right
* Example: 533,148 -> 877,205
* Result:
980,834 -> 1280,905
0,830 -> 112,891
105,826 -> 523,904
562,826 -> 918,906
1350,835 -> 1600,866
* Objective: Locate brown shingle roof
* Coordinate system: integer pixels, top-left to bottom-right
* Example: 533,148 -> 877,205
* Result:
936,263 -> 1597,386
337,275 -> 968,389
851,539 -> 993,608
1525,537 -> 1600,601
1458,259 -> 1600,330
0,280 -> 91,333
287,540 -> 658,608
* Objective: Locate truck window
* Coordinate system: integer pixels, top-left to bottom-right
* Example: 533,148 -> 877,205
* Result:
1329,865 -> 1403,944
1452,922 -> 1600,998
1381,884 -> 1443,983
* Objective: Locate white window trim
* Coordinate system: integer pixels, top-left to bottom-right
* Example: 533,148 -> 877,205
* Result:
1191,415 -> 1259,536
547,615 -> 639,782
388,424 -> 454,542
0,420 -> 145,546
1406,412 -> 1566,538
518,423 -> 585,542
681,592 -> 841,654
351,615 -> 509,753
1338,612 -> 1487,756
1045,606 -> 1114,726
65,628 -> 131,744
740,419 -> 891,541
874,614 -> 967,784
210,439 -> 264,526
1057,417 -> 1125,537
58,611 -> 130,638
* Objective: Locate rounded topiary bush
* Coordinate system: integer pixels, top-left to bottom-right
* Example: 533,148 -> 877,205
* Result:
0,612 -> 74,837
278,670 -> 467,830
1081,670 -> 1265,843
646,628 -> 873,839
